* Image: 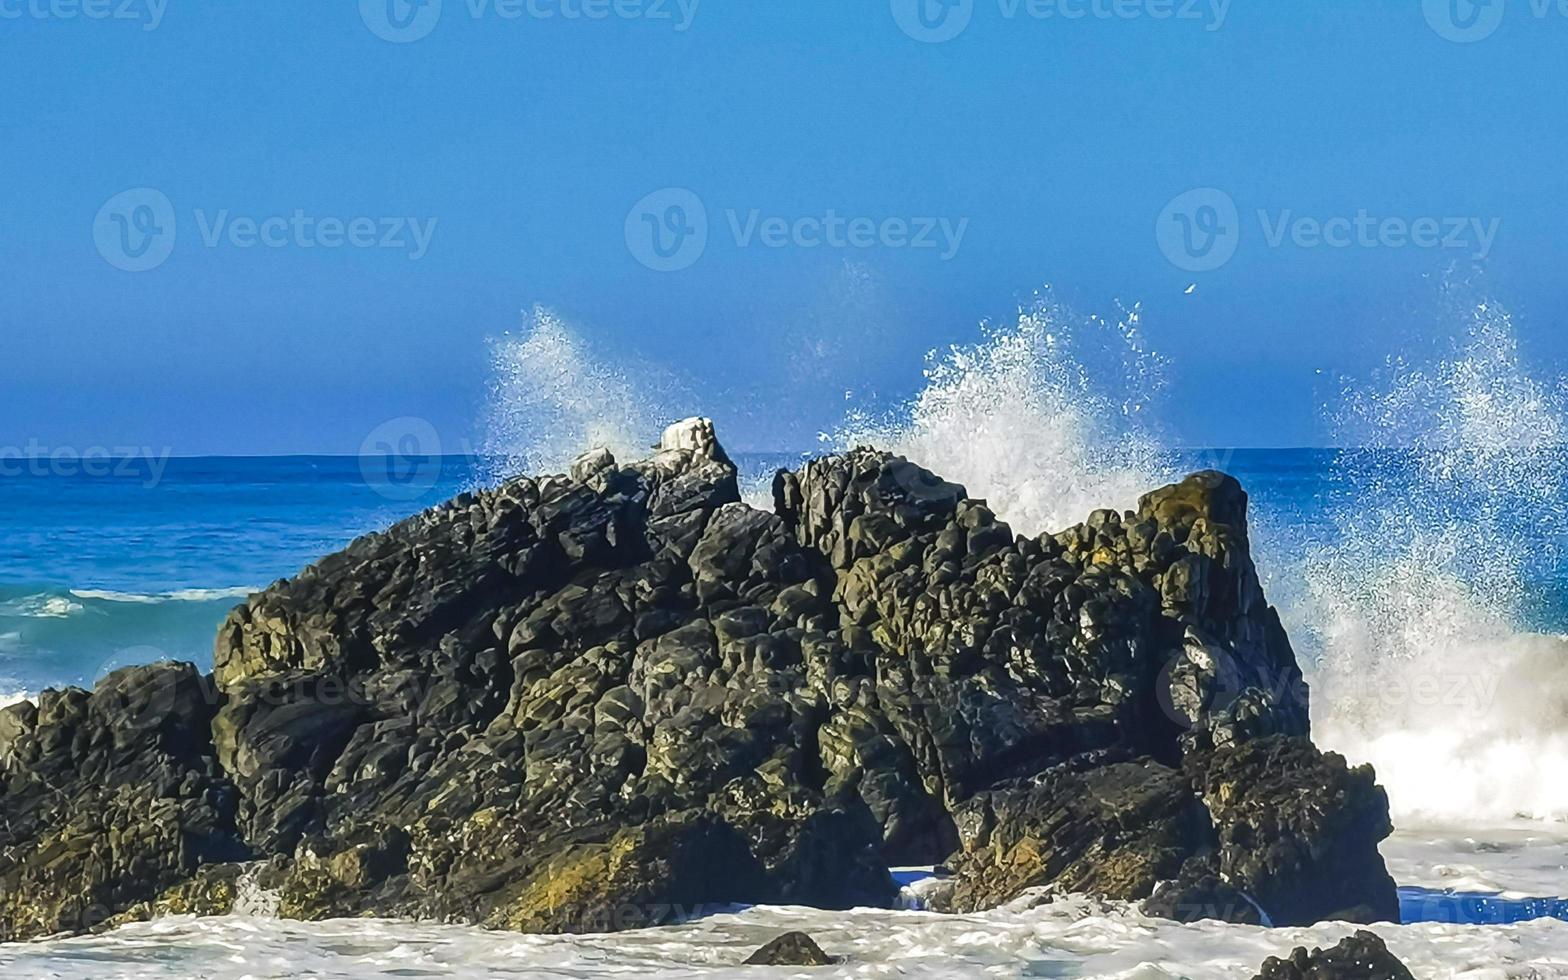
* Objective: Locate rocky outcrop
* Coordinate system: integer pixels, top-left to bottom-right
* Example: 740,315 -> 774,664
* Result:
0,664 -> 246,939
0,419 -> 1399,940
744,931 -> 835,966
1253,931 -> 1415,980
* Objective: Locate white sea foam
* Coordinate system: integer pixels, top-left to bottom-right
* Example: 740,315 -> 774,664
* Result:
1381,825 -> 1568,899
0,595 -> 84,619
1,890 -> 1565,979
832,290 -> 1170,535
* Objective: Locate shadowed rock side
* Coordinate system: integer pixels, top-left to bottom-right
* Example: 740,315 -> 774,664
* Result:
1253,931 -> 1416,980
0,420 -> 1398,940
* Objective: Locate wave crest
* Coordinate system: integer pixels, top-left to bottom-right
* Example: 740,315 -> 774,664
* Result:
1297,295 -> 1568,823
831,290 -> 1169,535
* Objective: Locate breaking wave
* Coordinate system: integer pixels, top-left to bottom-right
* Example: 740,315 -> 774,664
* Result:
479,306 -> 683,483
1288,296 -> 1568,824
824,286 -> 1568,824
470,287 -> 1568,826
0,584 -> 254,696
832,290 -> 1171,534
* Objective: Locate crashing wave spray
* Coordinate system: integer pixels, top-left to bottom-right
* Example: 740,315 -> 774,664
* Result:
833,290 -> 1171,535
1294,296 -> 1568,824
479,306 -> 679,483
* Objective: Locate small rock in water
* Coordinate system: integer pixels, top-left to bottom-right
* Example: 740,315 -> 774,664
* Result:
744,932 -> 835,966
1253,930 -> 1415,980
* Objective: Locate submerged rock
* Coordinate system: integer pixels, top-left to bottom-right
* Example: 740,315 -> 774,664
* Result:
0,419 -> 1399,940
744,931 -> 835,966
1253,930 -> 1415,980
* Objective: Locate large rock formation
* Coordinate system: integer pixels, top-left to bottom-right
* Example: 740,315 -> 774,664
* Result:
0,420 -> 1398,940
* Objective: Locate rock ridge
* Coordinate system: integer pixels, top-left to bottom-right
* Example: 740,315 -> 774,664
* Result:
0,418 -> 1398,940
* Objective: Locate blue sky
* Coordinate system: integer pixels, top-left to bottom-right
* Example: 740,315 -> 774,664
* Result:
1,0 -> 1564,454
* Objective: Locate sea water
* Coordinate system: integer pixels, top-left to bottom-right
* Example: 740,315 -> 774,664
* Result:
4,295 -> 1568,976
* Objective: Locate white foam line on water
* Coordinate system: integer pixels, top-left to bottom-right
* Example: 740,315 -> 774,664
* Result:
2,898 -> 1566,979
67,587 -> 258,604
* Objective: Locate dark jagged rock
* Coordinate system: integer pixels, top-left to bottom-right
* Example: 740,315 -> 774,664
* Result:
941,759 -> 1214,913
0,663 -> 246,940
744,931 -> 835,966
1140,854 -> 1264,925
0,420 -> 1398,940
1190,737 -> 1400,927
1254,931 -> 1415,980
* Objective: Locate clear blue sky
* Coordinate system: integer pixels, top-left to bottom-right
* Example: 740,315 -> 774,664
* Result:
2,0 -> 1564,454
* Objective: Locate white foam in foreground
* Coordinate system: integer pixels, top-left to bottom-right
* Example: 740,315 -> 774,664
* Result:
1,891 -> 1564,980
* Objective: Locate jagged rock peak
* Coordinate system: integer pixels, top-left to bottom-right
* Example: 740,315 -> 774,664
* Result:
657,416 -> 731,465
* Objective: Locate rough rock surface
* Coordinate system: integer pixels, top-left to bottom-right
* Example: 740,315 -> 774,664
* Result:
0,664 -> 245,939
0,419 -> 1399,940
1253,931 -> 1416,980
744,931 -> 835,966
